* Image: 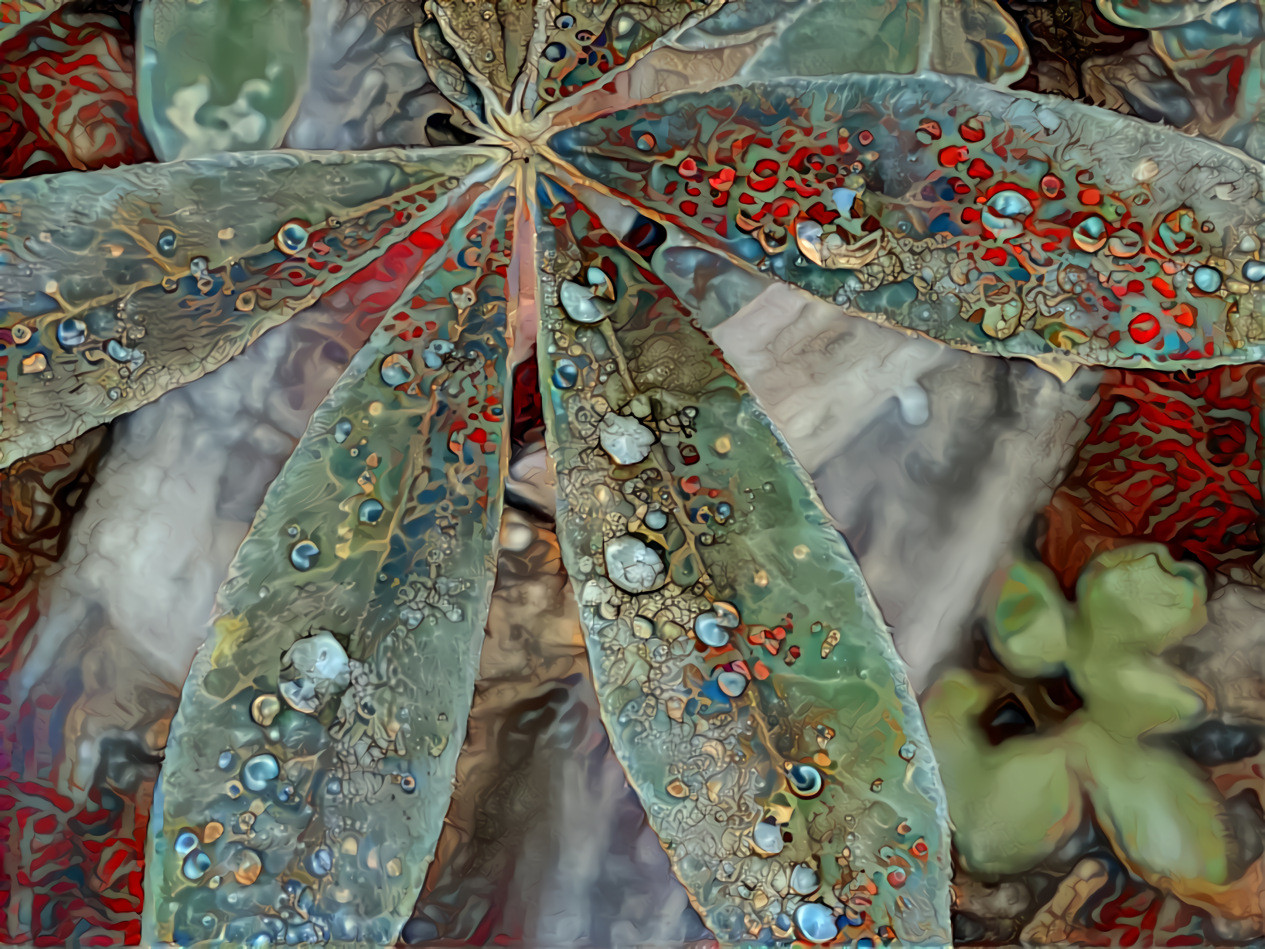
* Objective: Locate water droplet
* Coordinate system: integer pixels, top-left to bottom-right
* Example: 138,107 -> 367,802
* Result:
981,189 -> 1032,238
251,694 -> 280,726
544,42 -> 566,61
644,509 -> 667,531
1244,260 -> 1265,282
334,418 -> 352,443
713,602 -> 740,629
234,849 -> 262,886
790,865 -> 820,894
156,229 -> 177,256
182,850 -> 211,881
794,902 -> 838,943
552,357 -> 578,389
560,280 -> 611,323
1193,265 -> 1223,293
242,754 -> 280,792
275,220 -> 309,255
218,751 -> 234,770
598,413 -> 654,464
56,318 -> 86,349
899,741 -> 917,761
788,763 -> 824,797
752,819 -> 784,855
280,632 -> 351,713
694,612 -> 729,648
175,830 -> 200,855
358,498 -> 384,524
380,353 -> 412,387
604,534 -> 666,593
290,540 -> 319,571
105,339 -> 132,362
717,670 -> 748,697
1072,215 -> 1107,252
307,847 -> 334,876
556,12 -> 574,27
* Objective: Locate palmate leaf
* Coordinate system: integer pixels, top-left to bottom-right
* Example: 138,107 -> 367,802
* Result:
145,181 -> 514,947
535,175 -> 949,945
0,146 -> 501,468
551,73 -> 1265,372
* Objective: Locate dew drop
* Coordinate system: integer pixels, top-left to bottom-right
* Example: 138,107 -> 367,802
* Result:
717,670 -> 748,697
794,902 -> 838,944
790,865 -> 820,895
290,540 -> 320,571
175,830 -> 200,856
598,413 -> 654,464
644,509 -> 667,531
752,819 -> 784,855
358,498 -> 384,524
182,850 -> 211,881
156,229 -> 178,256
56,318 -> 86,349
787,762 -> 824,797
380,353 -> 413,387
275,220 -> 309,255
604,534 -> 666,593
1244,260 -> 1265,282
242,754 -> 280,792
693,612 -> 729,648
1193,265 -> 1223,293
552,357 -> 579,389
1072,215 -> 1107,252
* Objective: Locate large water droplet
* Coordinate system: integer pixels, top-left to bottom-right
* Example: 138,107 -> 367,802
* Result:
182,850 -> 211,881
156,229 -> 178,256
1243,260 -> 1265,282
358,498 -> 384,524
598,413 -> 654,465
275,220 -> 309,255
290,540 -> 319,571
790,865 -> 820,894
752,819 -> 784,856
604,534 -> 666,593
242,754 -> 280,792
694,612 -> 729,648
175,830 -> 200,856
717,670 -> 748,697
56,318 -> 86,349
551,357 -> 578,390
1072,215 -> 1107,252
560,280 -> 610,323
788,763 -> 824,797
380,353 -> 412,387
981,189 -> 1032,238
794,903 -> 838,944
1193,265 -> 1223,293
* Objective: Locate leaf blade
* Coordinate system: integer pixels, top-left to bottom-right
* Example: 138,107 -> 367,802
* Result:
0,145 -> 503,468
145,180 -> 515,947
536,175 -> 950,946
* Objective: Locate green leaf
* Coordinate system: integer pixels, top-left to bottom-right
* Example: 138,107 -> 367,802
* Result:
923,671 -> 1082,877
537,176 -> 950,947
146,182 -> 514,947
552,73 -> 1265,370
1073,656 -> 1209,737
1080,722 -> 1232,887
988,560 -> 1071,678
1076,544 -> 1207,654
0,146 -> 501,468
